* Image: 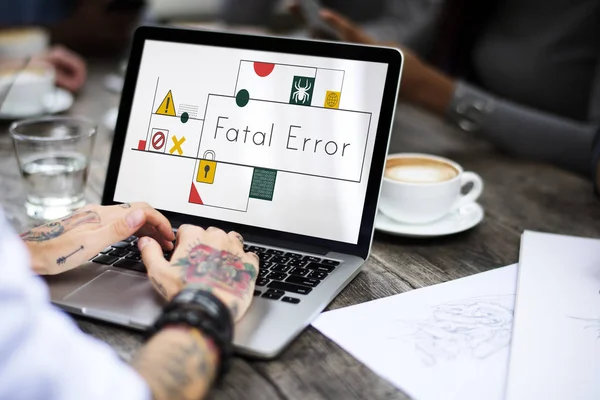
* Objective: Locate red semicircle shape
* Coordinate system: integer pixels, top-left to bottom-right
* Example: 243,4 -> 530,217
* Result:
253,62 -> 275,77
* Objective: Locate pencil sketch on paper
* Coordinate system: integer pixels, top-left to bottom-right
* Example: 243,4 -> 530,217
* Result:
568,289 -> 600,339
391,295 -> 515,367
569,316 -> 600,338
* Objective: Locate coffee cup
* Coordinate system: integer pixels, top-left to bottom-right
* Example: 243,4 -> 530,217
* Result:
379,153 -> 483,224
0,28 -> 49,59
0,59 -> 55,116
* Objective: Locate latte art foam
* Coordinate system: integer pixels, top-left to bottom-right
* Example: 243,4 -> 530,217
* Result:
385,157 -> 458,183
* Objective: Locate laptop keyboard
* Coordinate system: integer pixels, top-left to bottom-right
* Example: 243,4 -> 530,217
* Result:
91,236 -> 156,274
90,237 -> 342,305
245,244 -> 341,304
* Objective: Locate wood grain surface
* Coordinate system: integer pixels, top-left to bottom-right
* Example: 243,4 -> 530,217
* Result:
1,61 -> 597,400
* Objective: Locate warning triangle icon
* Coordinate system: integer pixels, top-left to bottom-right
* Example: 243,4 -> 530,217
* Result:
156,90 -> 176,116
189,183 -> 203,205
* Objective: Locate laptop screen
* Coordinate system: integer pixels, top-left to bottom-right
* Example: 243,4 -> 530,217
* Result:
114,39 -> 389,244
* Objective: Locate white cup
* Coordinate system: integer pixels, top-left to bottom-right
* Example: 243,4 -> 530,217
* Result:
379,153 -> 483,224
0,27 -> 49,59
0,60 -> 55,116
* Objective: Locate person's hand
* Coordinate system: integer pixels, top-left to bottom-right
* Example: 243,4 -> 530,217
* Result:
139,225 -> 259,322
291,6 -> 422,92
39,45 -> 87,92
20,203 -> 175,275
316,8 -> 424,78
304,7 -> 456,115
290,3 -> 376,43
316,8 -> 379,45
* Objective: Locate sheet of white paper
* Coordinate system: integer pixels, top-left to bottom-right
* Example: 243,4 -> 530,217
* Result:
506,232 -> 600,400
312,265 -> 518,400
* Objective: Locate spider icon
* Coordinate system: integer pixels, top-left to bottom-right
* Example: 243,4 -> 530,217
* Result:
292,79 -> 312,104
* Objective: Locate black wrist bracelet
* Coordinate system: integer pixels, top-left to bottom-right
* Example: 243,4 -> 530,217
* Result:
145,289 -> 234,385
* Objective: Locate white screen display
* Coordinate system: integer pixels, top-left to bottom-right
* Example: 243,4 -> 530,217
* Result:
114,40 -> 389,244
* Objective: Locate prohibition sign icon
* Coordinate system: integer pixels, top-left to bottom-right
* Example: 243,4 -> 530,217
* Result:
151,131 -> 166,150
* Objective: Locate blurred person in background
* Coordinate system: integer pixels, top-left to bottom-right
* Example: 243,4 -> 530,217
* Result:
294,0 -> 600,176
221,0 -> 444,54
0,0 -> 146,94
37,45 -> 87,92
0,0 -> 144,56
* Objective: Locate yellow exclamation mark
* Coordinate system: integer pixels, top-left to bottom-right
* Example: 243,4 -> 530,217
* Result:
156,90 -> 176,116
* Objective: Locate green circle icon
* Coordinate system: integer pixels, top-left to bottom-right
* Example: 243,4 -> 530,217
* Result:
180,112 -> 189,123
236,89 -> 250,107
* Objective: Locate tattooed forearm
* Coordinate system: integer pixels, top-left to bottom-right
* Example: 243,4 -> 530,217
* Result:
20,210 -> 101,242
56,245 -> 84,265
172,243 -> 257,298
20,221 -> 64,242
132,327 -> 218,400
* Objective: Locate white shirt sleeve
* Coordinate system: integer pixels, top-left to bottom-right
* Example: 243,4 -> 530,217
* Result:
0,210 -> 151,400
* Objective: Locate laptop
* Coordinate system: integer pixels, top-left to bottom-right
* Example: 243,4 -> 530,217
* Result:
45,26 -> 403,359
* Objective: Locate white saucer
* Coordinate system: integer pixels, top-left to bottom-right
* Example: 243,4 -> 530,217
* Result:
375,202 -> 484,238
0,87 -> 74,120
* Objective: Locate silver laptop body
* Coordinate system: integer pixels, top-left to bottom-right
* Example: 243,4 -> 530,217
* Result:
45,26 -> 403,359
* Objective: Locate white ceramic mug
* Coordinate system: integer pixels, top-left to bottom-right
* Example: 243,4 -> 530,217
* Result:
0,27 -> 49,59
0,60 -> 55,116
379,153 -> 483,224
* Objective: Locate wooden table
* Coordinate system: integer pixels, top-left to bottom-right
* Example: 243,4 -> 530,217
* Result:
1,61 -> 599,400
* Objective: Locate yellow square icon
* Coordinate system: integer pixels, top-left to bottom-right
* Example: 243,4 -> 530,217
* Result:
197,160 -> 217,184
324,91 -> 341,109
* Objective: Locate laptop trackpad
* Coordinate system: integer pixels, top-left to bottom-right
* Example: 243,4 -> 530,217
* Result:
64,270 -> 164,327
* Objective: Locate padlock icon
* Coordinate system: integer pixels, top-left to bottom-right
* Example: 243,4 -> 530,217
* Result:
197,150 -> 217,184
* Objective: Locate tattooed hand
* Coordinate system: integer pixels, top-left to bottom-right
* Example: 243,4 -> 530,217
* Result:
139,225 -> 259,322
21,203 -> 175,275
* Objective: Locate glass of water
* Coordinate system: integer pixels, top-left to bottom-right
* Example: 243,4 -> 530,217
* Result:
10,116 -> 97,221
